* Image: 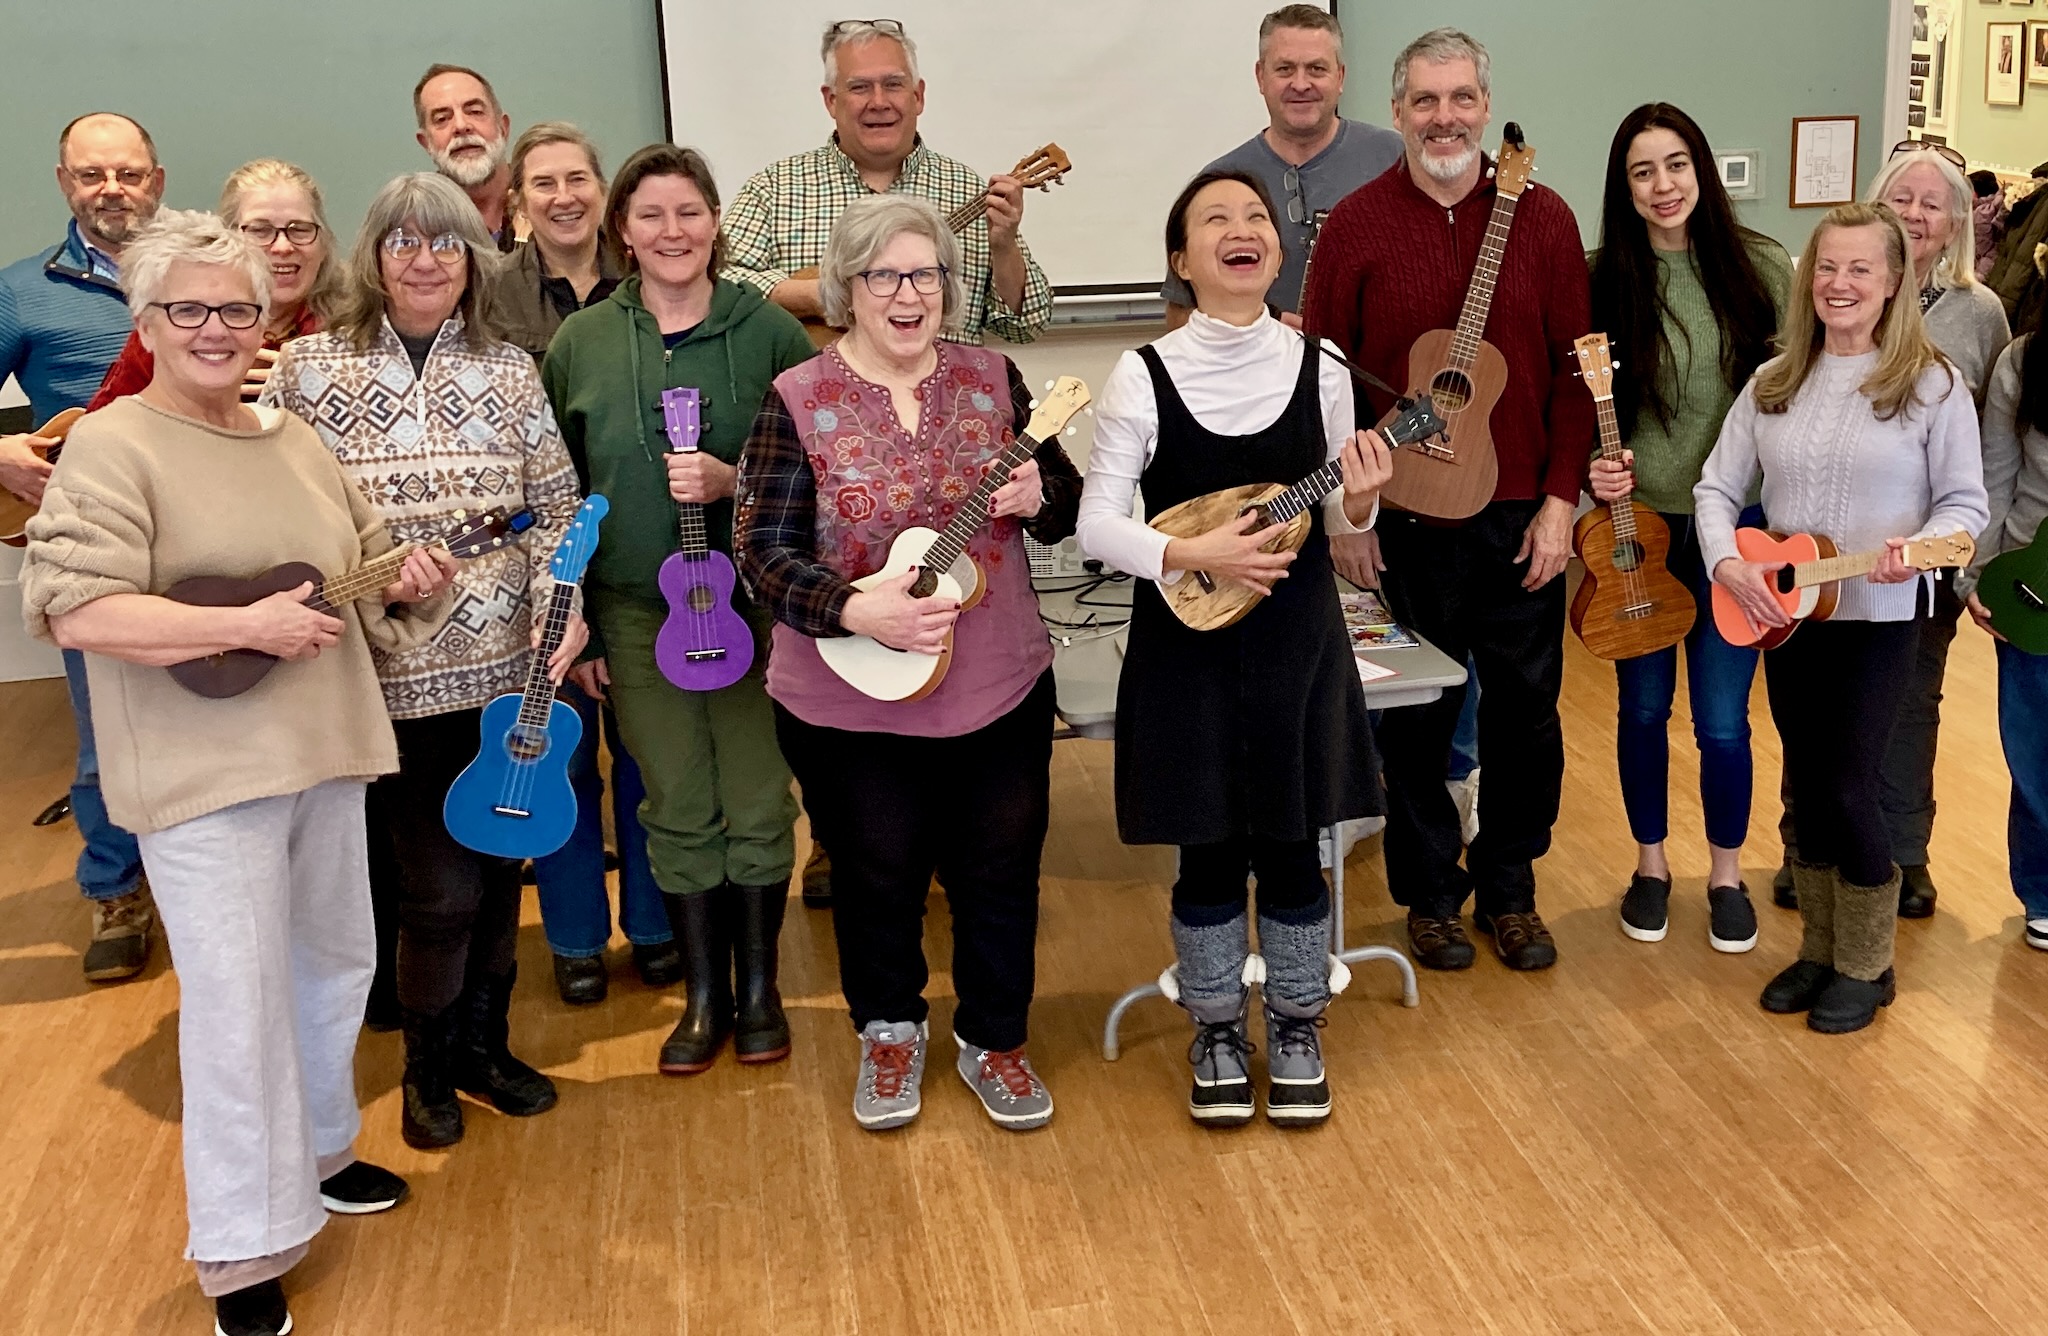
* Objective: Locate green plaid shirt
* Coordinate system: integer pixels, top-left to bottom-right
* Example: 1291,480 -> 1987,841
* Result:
720,136 -> 1052,345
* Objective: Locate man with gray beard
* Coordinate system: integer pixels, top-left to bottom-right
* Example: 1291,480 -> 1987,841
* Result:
413,63 -> 516,250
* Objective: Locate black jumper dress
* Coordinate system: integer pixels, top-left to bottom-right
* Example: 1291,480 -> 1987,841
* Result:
1112,335 -> 1381,848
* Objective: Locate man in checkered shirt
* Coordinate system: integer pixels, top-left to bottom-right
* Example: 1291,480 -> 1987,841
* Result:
719,18 -> 1053,345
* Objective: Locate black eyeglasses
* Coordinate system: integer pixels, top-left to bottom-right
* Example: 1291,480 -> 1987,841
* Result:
1889,139 -> 1967,171
829,18 -> 904,35
240,221 -> 322,247
856,265 -> 947,297
148,300 -> 263,330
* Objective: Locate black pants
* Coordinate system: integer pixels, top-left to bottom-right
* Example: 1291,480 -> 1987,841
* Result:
372,708 -> 524,1016
1764,618 -> 1920,887
774,672 -> 1054,1053
1374,501 -> 1568,917
1172,837 -> 1327,928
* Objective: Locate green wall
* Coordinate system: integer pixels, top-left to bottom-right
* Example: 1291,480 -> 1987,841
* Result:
1336,0 -> 1892,255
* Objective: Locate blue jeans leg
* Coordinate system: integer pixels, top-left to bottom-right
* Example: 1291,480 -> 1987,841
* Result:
1614,646 -> 1677,846
1996,640 -> 2048,919
1675,516 -> 1760,853
1448,655 -> 1481,780
62,649 -> 143,901
601,702 -> 669,946
532,682 -> 613,957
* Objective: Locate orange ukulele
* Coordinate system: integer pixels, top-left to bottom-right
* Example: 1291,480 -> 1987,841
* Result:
1709,529 -> 1976,650
1566,333 -> 1695,659
0,406 -> 86,547
1376,125 -> 1536,520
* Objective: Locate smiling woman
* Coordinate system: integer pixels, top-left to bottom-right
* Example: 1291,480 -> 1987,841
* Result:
498,122 -> 621,363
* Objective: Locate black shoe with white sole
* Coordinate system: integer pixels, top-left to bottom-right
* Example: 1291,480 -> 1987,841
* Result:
1707,884 -> 1759,954
2028,919 -> 2048,951
1619,875 -> 1670,943
1187,1020 -> 1255,1127
319,1160 -> 410,1214
1262,1010 -> 1331,1126
214,1279 -> 291,1336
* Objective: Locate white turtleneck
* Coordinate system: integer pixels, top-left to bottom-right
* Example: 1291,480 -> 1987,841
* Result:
1076,308 -> 1371,583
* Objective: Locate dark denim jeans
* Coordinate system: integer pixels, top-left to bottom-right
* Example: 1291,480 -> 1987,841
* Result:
1996,640 -> 2048,919
531,681 -> 669,957
62,649 -> 144,901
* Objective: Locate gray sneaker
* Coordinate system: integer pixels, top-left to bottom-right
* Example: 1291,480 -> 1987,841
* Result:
853,1020 -> 926,1131
1262,1006 -> 1331,1126
954,1035 -> 1054,1130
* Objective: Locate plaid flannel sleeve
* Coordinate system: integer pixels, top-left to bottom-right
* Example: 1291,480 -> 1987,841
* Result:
982,236 -> 1053,345
734,387 -> 855,639
719,168 -> 791,298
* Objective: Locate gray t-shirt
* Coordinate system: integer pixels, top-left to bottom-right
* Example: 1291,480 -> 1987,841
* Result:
1160,117 -> 1404,314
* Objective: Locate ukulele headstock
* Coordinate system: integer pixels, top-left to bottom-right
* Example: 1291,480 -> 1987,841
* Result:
1024,376 -> 1091,443
1012,143 -> 1072,191
1495,123 -> 1536,198
1383,394 -> 1448,449
1901,531 -> 1976,571
660,387 -> 704,454
1572,333 -> 1616,401
550,495 -> 610,585
442,506 -> 537,558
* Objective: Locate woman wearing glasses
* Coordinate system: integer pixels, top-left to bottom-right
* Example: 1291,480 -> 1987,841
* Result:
737,194 -> 1081,1133
265,173 -> 585,1152
89,160 -> 337,409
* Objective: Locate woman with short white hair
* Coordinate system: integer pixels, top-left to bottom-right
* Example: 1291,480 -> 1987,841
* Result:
21,209 -> 456,1336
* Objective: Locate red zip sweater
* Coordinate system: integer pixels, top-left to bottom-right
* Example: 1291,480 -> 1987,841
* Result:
1304,157 -> 1593,511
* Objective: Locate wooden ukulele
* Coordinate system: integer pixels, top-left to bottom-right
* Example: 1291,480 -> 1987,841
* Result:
1295,208 -> 1331,314
0,406 -> 87,546
1710,528 -> 1976,650
162,507 -> 535,698
653,387 -> 754,691
794,143 -> 1072,348
1378,125 -> 1537,521
1148,393 -> 1448,632
1977,518 -> 2048,653
816,375 -> 1090,701
1566,333 -> 1695,660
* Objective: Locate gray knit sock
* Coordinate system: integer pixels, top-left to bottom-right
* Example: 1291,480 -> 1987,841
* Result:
1170,913 -> 1251,1024
1833,866 -> 1900,982
1257,910 -> 1334,1015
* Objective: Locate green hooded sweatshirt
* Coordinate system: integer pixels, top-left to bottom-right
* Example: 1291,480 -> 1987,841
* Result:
542,275 -> 814,653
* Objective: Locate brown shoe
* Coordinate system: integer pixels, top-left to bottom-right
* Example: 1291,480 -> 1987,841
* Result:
1479,910 -> 1558,971
84,884 -> 155,982
1406,913 -> 1476,971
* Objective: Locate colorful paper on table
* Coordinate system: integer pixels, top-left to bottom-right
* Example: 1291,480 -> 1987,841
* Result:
1340,591 -> 1419,650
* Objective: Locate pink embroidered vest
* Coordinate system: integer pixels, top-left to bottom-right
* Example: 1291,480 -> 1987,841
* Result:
765,342 -> 1052,736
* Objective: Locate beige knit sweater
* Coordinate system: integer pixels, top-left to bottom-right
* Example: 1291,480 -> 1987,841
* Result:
20,398 -> 451,835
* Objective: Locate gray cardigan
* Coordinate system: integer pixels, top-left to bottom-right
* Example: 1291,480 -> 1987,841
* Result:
1924,280 -> 2011,403
1961,334 -> 2048,596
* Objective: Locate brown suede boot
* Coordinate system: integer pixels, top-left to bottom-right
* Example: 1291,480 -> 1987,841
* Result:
1760,860 -> 1837,1014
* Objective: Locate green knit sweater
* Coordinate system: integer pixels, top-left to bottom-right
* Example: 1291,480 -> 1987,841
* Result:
1589,239 -> 1792,514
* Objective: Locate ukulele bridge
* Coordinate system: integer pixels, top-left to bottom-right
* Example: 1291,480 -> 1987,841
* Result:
684,648 -> 729,662
492,804 -> 531,818
2017,580 -> 2045,613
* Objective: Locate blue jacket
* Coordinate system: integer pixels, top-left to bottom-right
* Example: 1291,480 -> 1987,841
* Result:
0,221 -> 132,425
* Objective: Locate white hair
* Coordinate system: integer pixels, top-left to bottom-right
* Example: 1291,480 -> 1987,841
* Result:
821,21 -> 920,86
818,194 -> 962,331
1391,27 -> 1490,102
118,208 -> 272,319
1866,151 -> 1979,289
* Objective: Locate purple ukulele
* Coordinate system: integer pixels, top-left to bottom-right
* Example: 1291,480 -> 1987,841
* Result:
654,387 -> 753,691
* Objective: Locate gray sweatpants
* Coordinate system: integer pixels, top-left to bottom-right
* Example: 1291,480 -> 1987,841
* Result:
139,779 -> 374,1292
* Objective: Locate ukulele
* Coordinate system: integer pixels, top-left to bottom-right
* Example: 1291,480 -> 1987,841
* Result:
794,144 -> 1073,348
443,494 -> 609,859
1148,393 -> 1448,632
1295,208 -> 1331,314
653,387 -> 753,691
1566,333 -> 1696,660
1709,528 -> 1977,650
1377,125 -> 1537,521
816,375 -> 1091,702
163,507 -> 535,698
1976,518 -> 2048,653
0,407 -> 87,546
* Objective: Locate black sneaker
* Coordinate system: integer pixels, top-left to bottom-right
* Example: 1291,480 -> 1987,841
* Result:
1619,875 -> 1670,943
1707,884 -> 1759,954
319,1160 -> 409,1215
214,1279 -> 291,1336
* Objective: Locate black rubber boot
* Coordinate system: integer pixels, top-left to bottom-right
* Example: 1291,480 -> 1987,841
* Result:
401,1005 -> 465,1149
732,882 -> 792,1063
659,890 -> 733,1074
452,966 -> 558,1116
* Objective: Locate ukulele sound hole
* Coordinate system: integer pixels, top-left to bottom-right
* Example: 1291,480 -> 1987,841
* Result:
908,566 -> 940,599
1609,540 -> 1645,573
1428,369 -> 1475,412
504,723 -> 550,764
1240,503 -> 1274,531
1774,568 -> 1798,595
686,584 -> 716,614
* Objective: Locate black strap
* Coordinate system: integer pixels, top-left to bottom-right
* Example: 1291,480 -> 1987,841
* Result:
1295,330 -> 1404,400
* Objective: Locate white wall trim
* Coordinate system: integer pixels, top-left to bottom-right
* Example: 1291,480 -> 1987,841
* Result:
1883,0 -> 1914,149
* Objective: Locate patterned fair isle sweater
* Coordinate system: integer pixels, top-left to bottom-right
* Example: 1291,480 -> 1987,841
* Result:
264,317 -> 583,719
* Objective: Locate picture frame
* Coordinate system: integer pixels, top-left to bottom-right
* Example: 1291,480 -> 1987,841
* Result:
1917,1 -> 1959,131
1990,21 -> 2026,104
1789,115 -> 1858,207
2029,20 -> 2048,82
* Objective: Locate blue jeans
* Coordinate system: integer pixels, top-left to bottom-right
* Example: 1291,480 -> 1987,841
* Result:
530,682 -> 669,957
1997,639 -> 2048,919
62,649 -> 144,901
1448,655 -> 1480,780
1612,510 -> 1762,850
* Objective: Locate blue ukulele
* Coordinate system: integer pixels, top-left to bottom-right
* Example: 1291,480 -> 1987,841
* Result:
443,494 -> 609,859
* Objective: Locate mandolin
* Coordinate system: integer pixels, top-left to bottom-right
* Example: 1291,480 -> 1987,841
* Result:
816,375 -> 1091,702
1977,518 -> 2048,654
443,494 -> 609,859
1377,125 -> 1537,521
653,387 -> 754,691
794,143 -> 1072,348
0,406 -> 87,546
1147,393 -> 1449,632
1710,528 -> 1976,650
163,506 -> 535,698
1567,333 -> 1696,660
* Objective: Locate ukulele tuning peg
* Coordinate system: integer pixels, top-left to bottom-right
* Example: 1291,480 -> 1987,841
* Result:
1044,380 -> 1056,391
1065,426 -> 1077,437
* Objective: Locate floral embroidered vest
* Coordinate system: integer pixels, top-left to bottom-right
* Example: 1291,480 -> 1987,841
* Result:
765,341 -> 1052,736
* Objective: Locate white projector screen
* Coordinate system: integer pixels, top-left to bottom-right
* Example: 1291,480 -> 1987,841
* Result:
658,0 -> 1284,295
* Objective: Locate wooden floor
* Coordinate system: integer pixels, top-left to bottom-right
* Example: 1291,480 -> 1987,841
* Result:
2,619 -> 2043,1336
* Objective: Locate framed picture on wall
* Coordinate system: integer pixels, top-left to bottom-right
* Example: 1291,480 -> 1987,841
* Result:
1917,1 -> 1959,131
2030,21 -> 2048,81
1990,21 -> 2026,103
1790,116 -> 1858,207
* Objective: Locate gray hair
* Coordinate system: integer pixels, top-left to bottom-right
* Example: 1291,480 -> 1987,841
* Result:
821,20 -> 920,86
1259,4 -> 1343,58
818,194 -> 961,331
1391,27 -> 1490,102
332,172 -> 501,352
1866,151 -> 1979,290
511,120 -> 606,194
218,158 -> 342,324
118,208 -> 272,319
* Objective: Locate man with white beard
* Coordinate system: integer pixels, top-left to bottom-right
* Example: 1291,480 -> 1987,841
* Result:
413,63 -> 517,250
1302,28 -> 1593,976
